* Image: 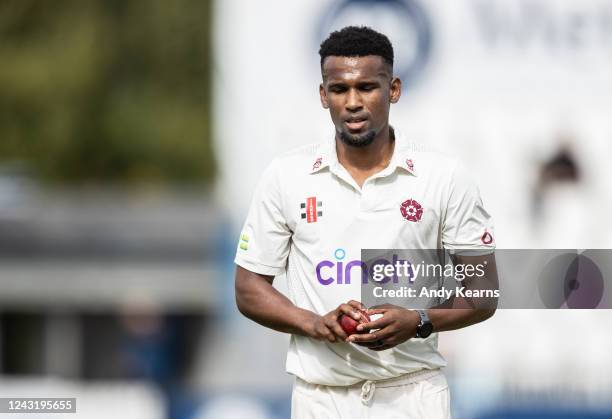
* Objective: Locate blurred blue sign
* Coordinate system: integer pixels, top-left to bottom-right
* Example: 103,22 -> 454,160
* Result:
317,0 -> 433,87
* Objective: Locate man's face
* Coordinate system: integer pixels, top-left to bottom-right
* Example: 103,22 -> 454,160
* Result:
320,55 -> 401,147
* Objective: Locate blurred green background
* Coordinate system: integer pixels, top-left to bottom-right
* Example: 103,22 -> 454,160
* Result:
0,0 -> 214,185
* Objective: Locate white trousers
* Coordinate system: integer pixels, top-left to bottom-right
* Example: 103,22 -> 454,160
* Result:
291,369 -> 451,419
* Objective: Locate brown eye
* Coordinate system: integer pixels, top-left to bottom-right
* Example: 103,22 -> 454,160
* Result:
330,86 -> 346,93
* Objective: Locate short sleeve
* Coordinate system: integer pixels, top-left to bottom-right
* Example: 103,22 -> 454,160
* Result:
234,160 -> 291,276
442,162 -> 495,254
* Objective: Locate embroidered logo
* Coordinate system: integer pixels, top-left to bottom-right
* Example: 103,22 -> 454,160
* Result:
481,230 -> 493,245
406,159 -> 414,171
239,234 -> 249,250
312,157 -> 323,171
400,199 -> 423,222
301,197 -> 322,223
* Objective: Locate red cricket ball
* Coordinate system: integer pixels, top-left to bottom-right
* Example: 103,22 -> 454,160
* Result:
339,310 -> 370,335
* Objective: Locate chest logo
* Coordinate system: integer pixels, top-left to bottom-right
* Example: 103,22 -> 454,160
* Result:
301,197 -> 322,223
400,198 -> 423,222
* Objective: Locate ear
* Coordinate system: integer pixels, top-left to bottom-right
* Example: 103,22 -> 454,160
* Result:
389,77 -> 401,104
319,83 -> 329,109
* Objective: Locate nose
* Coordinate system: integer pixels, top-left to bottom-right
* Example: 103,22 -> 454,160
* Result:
345,88 -> 362,112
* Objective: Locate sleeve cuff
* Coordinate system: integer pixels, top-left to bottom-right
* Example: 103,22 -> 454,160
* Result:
445,244 -> 495,256
234,255 -> 286,276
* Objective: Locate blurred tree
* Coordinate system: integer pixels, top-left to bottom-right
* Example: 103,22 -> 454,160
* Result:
0,0 -> 214,184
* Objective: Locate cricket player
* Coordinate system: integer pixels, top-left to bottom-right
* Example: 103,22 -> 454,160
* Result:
234,26 -> 497,419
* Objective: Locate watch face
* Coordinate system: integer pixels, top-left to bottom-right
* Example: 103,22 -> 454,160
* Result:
418,322 -> 434,338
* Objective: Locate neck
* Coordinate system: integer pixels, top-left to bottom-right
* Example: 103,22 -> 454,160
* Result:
336,125 -> 395,171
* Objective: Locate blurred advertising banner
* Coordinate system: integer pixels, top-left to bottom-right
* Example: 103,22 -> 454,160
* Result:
213,0 -> 612,248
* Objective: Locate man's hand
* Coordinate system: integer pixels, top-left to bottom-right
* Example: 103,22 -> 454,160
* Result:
348,304 -> 420,351
304,300 -> 366,343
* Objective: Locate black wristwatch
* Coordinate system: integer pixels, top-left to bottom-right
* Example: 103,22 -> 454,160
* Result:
415,310 -> 434,338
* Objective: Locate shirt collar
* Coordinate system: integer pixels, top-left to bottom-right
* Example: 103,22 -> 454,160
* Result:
309,142 -> 334,174
308,127 -> 417,177
389,129 -> 418,176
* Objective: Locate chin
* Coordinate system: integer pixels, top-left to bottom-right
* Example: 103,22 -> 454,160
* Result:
339,129 -> 376,148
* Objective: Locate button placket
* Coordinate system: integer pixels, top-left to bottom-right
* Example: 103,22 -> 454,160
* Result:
360,179 -> 374,212
331,163 -> 361,195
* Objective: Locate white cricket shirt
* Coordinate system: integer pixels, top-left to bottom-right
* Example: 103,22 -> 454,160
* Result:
234,129 -> 495,386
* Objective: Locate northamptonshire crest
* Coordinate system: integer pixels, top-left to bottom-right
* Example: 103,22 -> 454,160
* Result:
400,198 -> 423,222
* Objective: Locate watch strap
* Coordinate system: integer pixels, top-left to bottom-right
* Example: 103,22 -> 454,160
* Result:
415,309 -> 432,338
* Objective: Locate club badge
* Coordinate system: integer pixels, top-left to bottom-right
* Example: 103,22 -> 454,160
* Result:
400,198 -> 423,222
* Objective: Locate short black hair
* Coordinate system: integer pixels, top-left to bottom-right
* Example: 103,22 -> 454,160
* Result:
319,26 -> 394,68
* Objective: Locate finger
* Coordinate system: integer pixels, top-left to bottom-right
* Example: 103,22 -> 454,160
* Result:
315,331 -> 335,343
332,324 -> 348,340
366,308 -> 388,316
324,317 -> 348,340
347,300 -> 365,310
318,324 -> 337,343
366,325 -> 396,341
337,304 -> 362,320
351,324 -> 397,343
324,330 -> 336,343
357,310 -> 371,324
357,314 -> 393,332
347,332 -> 379,343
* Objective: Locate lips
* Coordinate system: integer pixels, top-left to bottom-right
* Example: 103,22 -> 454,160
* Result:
344,116 -> 368,131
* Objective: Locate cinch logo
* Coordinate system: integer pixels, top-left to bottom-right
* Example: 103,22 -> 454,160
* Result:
316,248 -> 414,285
